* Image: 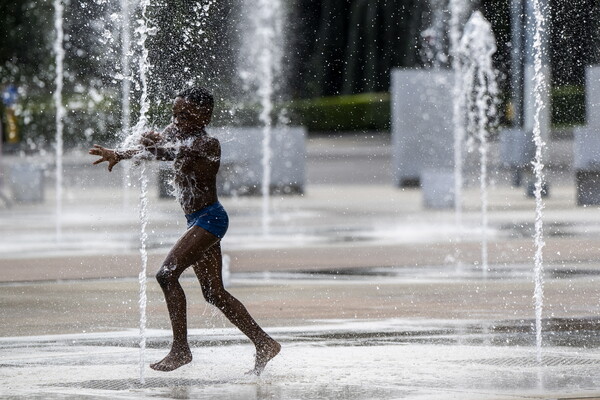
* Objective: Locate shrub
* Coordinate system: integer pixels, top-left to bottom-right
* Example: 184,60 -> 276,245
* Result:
289,93 -> 391,133
551,85 -> 585,127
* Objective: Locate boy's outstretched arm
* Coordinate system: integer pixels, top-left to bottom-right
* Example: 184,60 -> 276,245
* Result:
90,127 -> 177,171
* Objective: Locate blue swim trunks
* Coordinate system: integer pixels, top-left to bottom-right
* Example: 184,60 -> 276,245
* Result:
185,202 -> 229,239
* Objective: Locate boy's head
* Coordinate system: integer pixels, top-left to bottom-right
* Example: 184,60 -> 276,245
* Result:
172,87 -> 214,134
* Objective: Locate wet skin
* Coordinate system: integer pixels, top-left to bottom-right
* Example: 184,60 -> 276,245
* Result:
89,96 -> 280,374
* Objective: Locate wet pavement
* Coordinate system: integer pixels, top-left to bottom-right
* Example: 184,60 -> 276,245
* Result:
2,315 -> 600,399
2,136 -> 600,398
2,267 -> 600,399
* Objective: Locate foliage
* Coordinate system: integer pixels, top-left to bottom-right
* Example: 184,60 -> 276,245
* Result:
291,0 -> 427,98
0,1 -> 54,86
551,85 -> 585,127
289,92 -> 390,133
0,0 -> 598,149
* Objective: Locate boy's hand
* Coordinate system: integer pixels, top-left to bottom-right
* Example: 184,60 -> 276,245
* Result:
140,131 -> 162,147
89,144 -> 119,172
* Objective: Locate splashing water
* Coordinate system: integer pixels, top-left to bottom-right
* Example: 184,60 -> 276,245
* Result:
238,0 -> 285,235
53,0 -> 66,242
120,0 -> 132,210
458,12 -> 499,276
131,0 -> 153,384
530,0 -> 548,366
137,164 -> 149,385
421,0 -> 449,68
448,0 -> 470,230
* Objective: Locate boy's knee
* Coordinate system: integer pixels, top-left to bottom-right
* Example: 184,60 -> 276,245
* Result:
156,265 -> 176,286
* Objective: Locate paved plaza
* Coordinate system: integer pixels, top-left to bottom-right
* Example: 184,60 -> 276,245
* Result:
1,135 -> 600,399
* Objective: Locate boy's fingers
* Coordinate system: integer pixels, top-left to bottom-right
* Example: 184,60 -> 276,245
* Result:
92,158 -> 104,165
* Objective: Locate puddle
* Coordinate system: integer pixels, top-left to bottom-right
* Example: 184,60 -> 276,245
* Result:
246,263 -> 600,283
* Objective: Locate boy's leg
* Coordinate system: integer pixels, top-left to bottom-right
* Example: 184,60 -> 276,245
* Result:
193,240 -> 281,375
151,226 -> 219,372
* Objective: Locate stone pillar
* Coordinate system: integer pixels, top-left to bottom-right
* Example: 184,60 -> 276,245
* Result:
574,66 -> 600,205
213,126 -> 306,196
390,68 -> 455,208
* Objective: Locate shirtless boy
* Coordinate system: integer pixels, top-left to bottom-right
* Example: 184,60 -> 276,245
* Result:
89,87 -> 280,374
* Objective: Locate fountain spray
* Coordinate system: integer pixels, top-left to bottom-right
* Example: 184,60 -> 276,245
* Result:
529,0 -> 549,366
449,0 -> 470,230
121,0 -> 132,210
53,0 -> 66,242
459,12 -> 499,276
238,0 -> 285,235
133,0 -> 153,385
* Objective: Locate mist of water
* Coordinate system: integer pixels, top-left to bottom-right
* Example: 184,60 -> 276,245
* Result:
238,0 -> 285,235
120,0 -> 132,210
137,164 -> 149,384
448,0 -> 470,230
132,0 -> 153,385
421,0 -> 449,68
53,0 -> 66,242
530,0 -> 548,366
458,11 -> 499,276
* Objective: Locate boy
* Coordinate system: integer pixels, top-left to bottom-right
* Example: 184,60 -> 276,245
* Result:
89,87 -> 280,374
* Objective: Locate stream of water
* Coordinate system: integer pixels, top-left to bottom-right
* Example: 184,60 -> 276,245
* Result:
459,11 -> 499,276
238,0 -> 285,235
133,0 -> 152,384
120,0 -> 132,211
530,0 -> 548,365
53,0 -> 66,242
449,0 -> 470,230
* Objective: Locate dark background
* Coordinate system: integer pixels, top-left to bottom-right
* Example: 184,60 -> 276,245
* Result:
1,0 -> 599,147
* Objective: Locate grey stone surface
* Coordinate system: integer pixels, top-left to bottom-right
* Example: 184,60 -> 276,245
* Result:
213,126 -> 306,195
575,171 -> 600,205
586,66 -> 600,129
8,163 -> 45,203
573,127 -> 600,171
421,168 -> 455,208
499,128 -> 535,168
573,66 -> 600,205
390,68 -> 454,187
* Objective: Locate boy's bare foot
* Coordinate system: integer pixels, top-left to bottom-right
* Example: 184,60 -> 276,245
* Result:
247,339 -> 281,376
150,348 -> 192,372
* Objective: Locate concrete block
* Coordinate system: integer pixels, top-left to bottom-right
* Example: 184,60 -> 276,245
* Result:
421,169 -> 455,209
8,164 -> 45,203
573,127 -> 600,170
212,126 -> 306,196
499,128 -> 535,168
391,69 -> 454,187
573,126 -> 600,205
576,171 -> 600,205
586,66 -> 600,129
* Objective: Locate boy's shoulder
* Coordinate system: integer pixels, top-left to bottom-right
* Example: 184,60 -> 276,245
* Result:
193,134 -> 220,154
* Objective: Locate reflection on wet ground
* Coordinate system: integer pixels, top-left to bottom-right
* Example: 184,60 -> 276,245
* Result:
243,262 -> 600,282
2,317 -> 600,399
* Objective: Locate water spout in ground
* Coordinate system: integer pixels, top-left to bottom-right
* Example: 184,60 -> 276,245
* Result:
137,164 -> 149,384
448,0 -> 471,231
458,11 -> 499,276
53,0 -> 66,242
131,0 -> 153,384
238,0 -> 285,235
120,0 -> 133,211
530,0 -> 549,366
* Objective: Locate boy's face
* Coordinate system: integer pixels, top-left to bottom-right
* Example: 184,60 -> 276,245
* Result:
172,96 -> 212,135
